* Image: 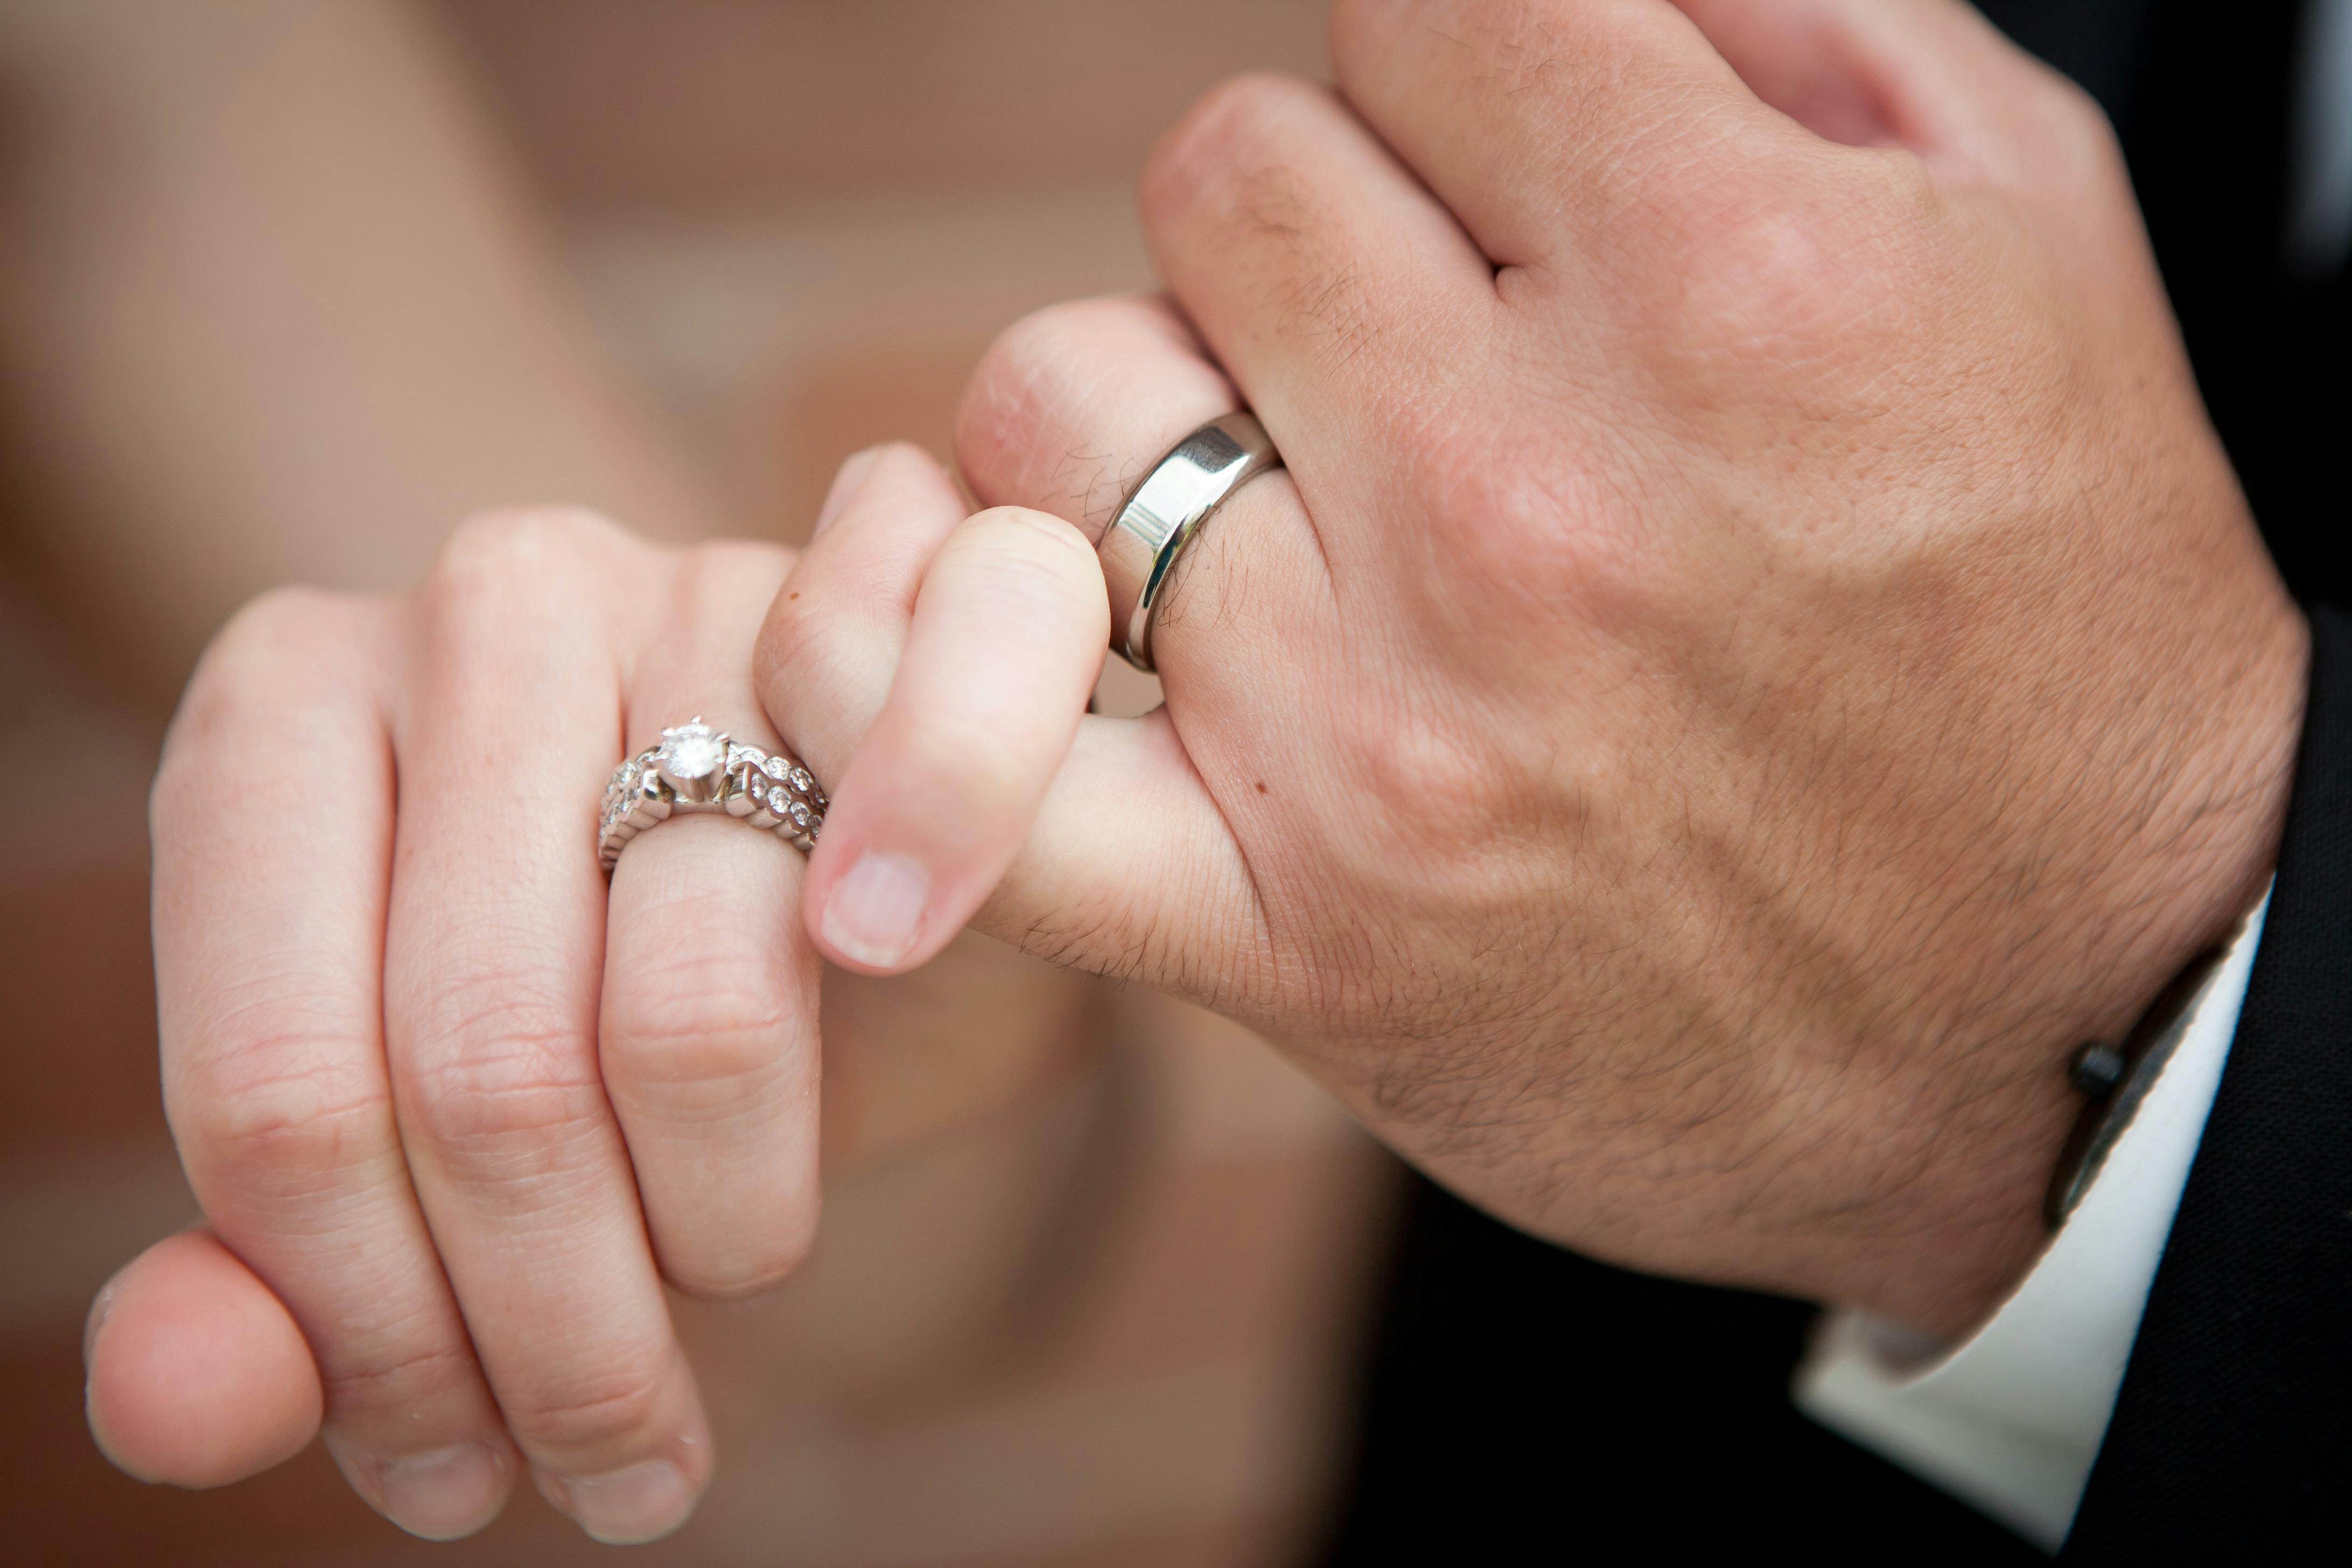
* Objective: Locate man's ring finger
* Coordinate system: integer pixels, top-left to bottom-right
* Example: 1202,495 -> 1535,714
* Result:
1097,412 -> 1283,671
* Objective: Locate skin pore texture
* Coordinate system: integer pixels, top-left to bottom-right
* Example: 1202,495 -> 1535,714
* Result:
85,0 -> 2308,1548
761,0 -> 2307,1342
46,1 -> 1098,1539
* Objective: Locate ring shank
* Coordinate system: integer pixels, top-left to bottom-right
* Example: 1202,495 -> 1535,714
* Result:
1098,412 -> 1283,671
599,732 -> 827,872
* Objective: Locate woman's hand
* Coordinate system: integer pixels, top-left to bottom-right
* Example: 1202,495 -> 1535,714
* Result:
760,0 -> 2307,1340
89,511 -> 823,1543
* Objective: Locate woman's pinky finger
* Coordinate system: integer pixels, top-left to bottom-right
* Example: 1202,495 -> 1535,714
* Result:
801,506 -> 1110,974
760,446 -> 1257,994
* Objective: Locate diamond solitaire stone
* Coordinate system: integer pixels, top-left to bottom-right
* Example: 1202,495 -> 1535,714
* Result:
656,722 -> 726,782
600,722 -> 824,871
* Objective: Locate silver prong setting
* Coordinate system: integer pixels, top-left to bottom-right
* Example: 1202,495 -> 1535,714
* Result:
600,722 -> 827,871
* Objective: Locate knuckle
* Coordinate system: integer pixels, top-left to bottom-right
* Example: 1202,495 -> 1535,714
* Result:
1644,165 -> 1946,403
988,297 -> 1138,372
433,506 -> 625,584
398,985 -> 603,1153
170,587 -> 371,761
955,300 -> 1121,509
954,508 -> 1104,598
176,1012 -> 392,1193
325,1338 -> 481,1412
503,1366 -> 669,1458
1407,419 -> 1650,631
1146,76 -> 1385,368
423,509 -> 637,641
602,971 -> 791,1102
201,585 -> 361,680
1140,73 -> 1315,232
1681,194 -> 1884,355
1340,702 -> 1520,860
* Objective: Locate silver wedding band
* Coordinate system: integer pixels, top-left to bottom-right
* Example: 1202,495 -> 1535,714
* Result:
1098,412 -> 1283,671
599,719 -> 828,872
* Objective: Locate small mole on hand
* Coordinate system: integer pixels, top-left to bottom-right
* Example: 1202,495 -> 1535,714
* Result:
1255,781 -> 1268,794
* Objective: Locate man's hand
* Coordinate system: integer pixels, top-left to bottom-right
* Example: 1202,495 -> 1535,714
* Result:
758,0 -> 2307,1338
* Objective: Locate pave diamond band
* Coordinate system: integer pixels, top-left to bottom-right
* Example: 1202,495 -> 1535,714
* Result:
599,719 -> 828,872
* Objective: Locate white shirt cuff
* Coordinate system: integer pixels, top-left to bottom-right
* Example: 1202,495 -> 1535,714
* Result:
1791,890 -> 2271,1552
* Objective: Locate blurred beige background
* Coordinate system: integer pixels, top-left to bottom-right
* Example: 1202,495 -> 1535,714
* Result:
467,0 -> 1326,531
0,3 -> 1402,1564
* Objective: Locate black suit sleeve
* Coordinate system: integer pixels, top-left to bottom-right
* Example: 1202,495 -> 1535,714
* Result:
2062,605 -> 2352,1562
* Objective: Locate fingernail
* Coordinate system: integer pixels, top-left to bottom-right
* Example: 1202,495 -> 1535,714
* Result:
83,1378 -> 153,1484
813,446 -> 887,537
556,1459 -> 697,1545
83,1273 -> 121,1370
821,851 -> 932,968
379,1443 -> 507,1541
